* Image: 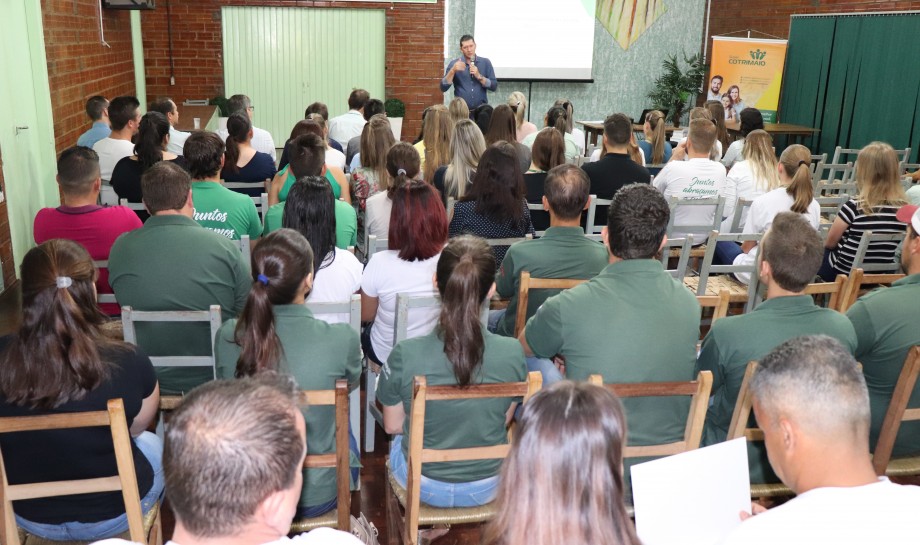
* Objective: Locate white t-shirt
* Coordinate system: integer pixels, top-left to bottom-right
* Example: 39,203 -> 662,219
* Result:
588,147 -> 646,165
93,137 -> 136,183
328,110 -> 366,149
219,125 -> 277,161
653,157 -> 728,243
167,126 -> 190,156
361,250 -> 441,364
722,160 -> 771,232
722,138 -> 745,169
721,478 -> 920,545
906,184 -> 920,205
571,127 -> 586,153
93,528 -> 363,545
307,247 -> 363,325
325,147 -> 347,171
678,135 -> 723,161
365,192 -> 393,240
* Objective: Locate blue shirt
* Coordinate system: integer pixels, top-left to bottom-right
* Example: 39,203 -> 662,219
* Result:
76,122 -> 111,148
440,56 -> 498,109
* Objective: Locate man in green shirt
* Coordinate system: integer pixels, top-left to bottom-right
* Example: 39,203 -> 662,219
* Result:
109,162 -> 250,394
847,204 -> 920,457
184,131 -> 262,241
519,183 -> 700,461
493,164 -> 608,337
696,212 -> 857,483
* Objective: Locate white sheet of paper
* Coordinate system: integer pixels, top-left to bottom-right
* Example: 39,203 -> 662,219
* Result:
631,437 -> 752,545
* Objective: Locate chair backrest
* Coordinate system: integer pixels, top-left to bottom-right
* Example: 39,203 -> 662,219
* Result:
403,372 -> 542,545
851,230 -> 906,274
660,235 -> 694,281
305,294 -> 361,334
696,290 -> 731,325
729,198 -> 755,233
815,194 -> 849,218
365,234 -> 389,262
872,347 -> 920,475
0,399 -> 147,545
900,162 -> 920,177
584,195 -> 612,235
122,305 -> 223,380
485,234 -> 533,246
514,271 -> 589,338
118,198 -> 147,212
834,146 -> 910,168
92,260 -> 118,305
394,294 -> 441,346
252,192 -> 269,217
295,380 -> 351,530
802,275 -> 848,312
694,231 -> 762,297
234,235 -> 252,268
727,361 -> 763,443
574,155 -> 587,167
587,371 -> 713,458
526,202 -> 546,237
812,162 -> 855,194
810,159 -> 827,189
839,268 -> 906,312
667,197 -> 726,239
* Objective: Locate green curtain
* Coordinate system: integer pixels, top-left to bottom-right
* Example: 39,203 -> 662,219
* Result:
780,14 -> 920,163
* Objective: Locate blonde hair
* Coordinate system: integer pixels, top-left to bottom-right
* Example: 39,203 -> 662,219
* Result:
508,91 -> 528,130
742,130 -> 780,192
645,110 -> 666,164
360,114 -> 396,191
778,144 -> 815,214
422,104 -> 453,183
855,141 -> 907,214
448,98 -> 469,125
444,119 -> 486,201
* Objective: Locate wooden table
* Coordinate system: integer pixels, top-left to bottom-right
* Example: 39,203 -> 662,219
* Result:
175,105 -> 219,132
726,121 -> 819,144
578,120 -> 683,150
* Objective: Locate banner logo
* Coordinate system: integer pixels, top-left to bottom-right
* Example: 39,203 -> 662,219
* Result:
750,49 -> 767,61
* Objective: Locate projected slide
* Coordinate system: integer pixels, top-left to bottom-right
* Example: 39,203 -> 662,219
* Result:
473,0 -> 596,81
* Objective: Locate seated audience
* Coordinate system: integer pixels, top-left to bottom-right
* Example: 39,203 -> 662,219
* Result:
493,165 -> 607,337
721,129 -> 781,232
328,88 -> 370,149
109,162 -> 250,394
847,203 -> 920,456
819,142 -> 908,280
281,176 -> 362,322
219,111 -> 277,196
449,142 -> 535,265
148,97 -> 190,155
524,127 -> 567,232
351,114 -> 396,212
722,108 -> 764,170
508,91 -> 538,143
303,103 -> 343,152
0,239 -> 161,541
365,142 -> 419,242
722,335 -> 920,545
638,110 -> 672,174
653,118 -> 728,243
184,131 -> 262,241
76,95 -> 110,148
346,99 -> 386,169
416,104 -> 452,182
307,112 -> 347,171
220,94 -> 276,161
272,124 -> 350,203
483,381 -> 641,545
214,229 -> 361,517
582,113 -> 651,226
697,212 -> 857,484
675,107 -> 723,161
112,111 -> 187,213
521,104 -> 580,163
361,180 -> 447,366
448,96 -> 470,125
93,96 -> 141,183
34,146 -> 141,315
485,104 -> 532,174
433,118 -> 486,207
378,235 -> 527,509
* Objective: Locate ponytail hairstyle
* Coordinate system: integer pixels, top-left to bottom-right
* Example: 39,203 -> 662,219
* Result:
546,106 -> 568,137
282,176 -> 337,274
742,130 -> 780,192
778,144 -> 815,214
508,91 -> 528,130
233,229 -> 314,378
645,110 -> 667,164
422,104 -> 453,183
552,99 -> 575,133
445,119 -> 486,201
225,111 -> 252,174
705,100 -> 730,153
135,111 -> 170,171
449,98 -> 470,125
0,239 -> 116,409
385,141 -> 421,197
435,235 -> 495,386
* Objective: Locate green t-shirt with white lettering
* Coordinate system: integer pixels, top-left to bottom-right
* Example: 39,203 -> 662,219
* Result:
191,181 -> 262,240
262,200 -> 357,249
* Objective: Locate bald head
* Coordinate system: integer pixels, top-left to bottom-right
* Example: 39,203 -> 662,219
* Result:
544,164 -> 590,220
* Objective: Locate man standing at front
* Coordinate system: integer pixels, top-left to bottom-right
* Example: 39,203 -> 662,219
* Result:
440,35 -> 498,110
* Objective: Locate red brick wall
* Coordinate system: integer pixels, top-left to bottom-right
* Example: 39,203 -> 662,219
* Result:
42,0 -> 137,154
142,0 -> 445,141
0,149 -> 15,289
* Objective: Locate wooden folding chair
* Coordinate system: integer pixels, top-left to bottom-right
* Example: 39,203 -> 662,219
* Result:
234,235 -> 252,268
813,162 -> 855,195
290,380 -> 352,533
667,196 -> 726,259
526,202 -> 547,237
660,236 -> 693,281
584,195 -> 611,235
728,197 -> 755,233
118,198 -> 147,212
727,361 -> 793,498
485,234 -> 533,247
385,372 -> 543,545
93,260 -> 118,306
0,399 -> 161,545
872,347 -> 920,477
697,289 -> 731,327
365,234 -> 389,263
839,268 -> 907,313
850,230 -> 906,275
802,275 -> 848,312
683,231 -> 761,309
513,271 -> 588,338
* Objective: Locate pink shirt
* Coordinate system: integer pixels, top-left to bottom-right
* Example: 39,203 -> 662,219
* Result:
34,205 -> 142,314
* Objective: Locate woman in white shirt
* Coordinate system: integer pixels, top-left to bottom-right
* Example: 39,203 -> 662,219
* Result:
521,105 -> 581,164
721,130 -> 781,232
361,179 -> 448,365
365,142 -> 420,243
721,108 -> 765,170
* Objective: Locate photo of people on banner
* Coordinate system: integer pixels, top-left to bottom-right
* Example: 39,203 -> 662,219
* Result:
707,37 -> 788,123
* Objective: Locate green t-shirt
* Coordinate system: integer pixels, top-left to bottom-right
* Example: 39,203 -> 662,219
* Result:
191,181 -> 262,241
696,295 -> 858,483
214,304 -> 361,507
494,226 -> 608,337
108,215 -> 251,394
262,199 -> 357,249
278,167 -> 342,200
847,274 -> 920,457
376,328 -> 527,482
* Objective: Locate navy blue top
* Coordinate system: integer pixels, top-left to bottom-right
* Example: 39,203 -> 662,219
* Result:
638,140 -> 672,175
440,56 -> 498,109
220,151 -> 277,197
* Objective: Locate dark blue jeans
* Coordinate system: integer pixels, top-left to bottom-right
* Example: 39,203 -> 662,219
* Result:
714,241 -> 744,265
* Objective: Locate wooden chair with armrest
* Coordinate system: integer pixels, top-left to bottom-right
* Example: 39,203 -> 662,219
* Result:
802,275 -> 848,312
872,347 -> 920,478
839,268 -> 906,313
0,399 -> 162,545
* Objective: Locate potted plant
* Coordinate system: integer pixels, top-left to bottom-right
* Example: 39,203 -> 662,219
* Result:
646,53 -> 706,127
385,97 -> 406,141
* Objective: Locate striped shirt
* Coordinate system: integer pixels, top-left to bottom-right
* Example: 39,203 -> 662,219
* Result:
828,200 -> 906,273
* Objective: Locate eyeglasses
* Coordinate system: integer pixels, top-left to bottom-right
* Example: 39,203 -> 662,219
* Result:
248,106 -> 255,111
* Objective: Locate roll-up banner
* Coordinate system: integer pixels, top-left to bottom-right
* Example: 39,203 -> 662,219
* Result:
707,37 -> 788,124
